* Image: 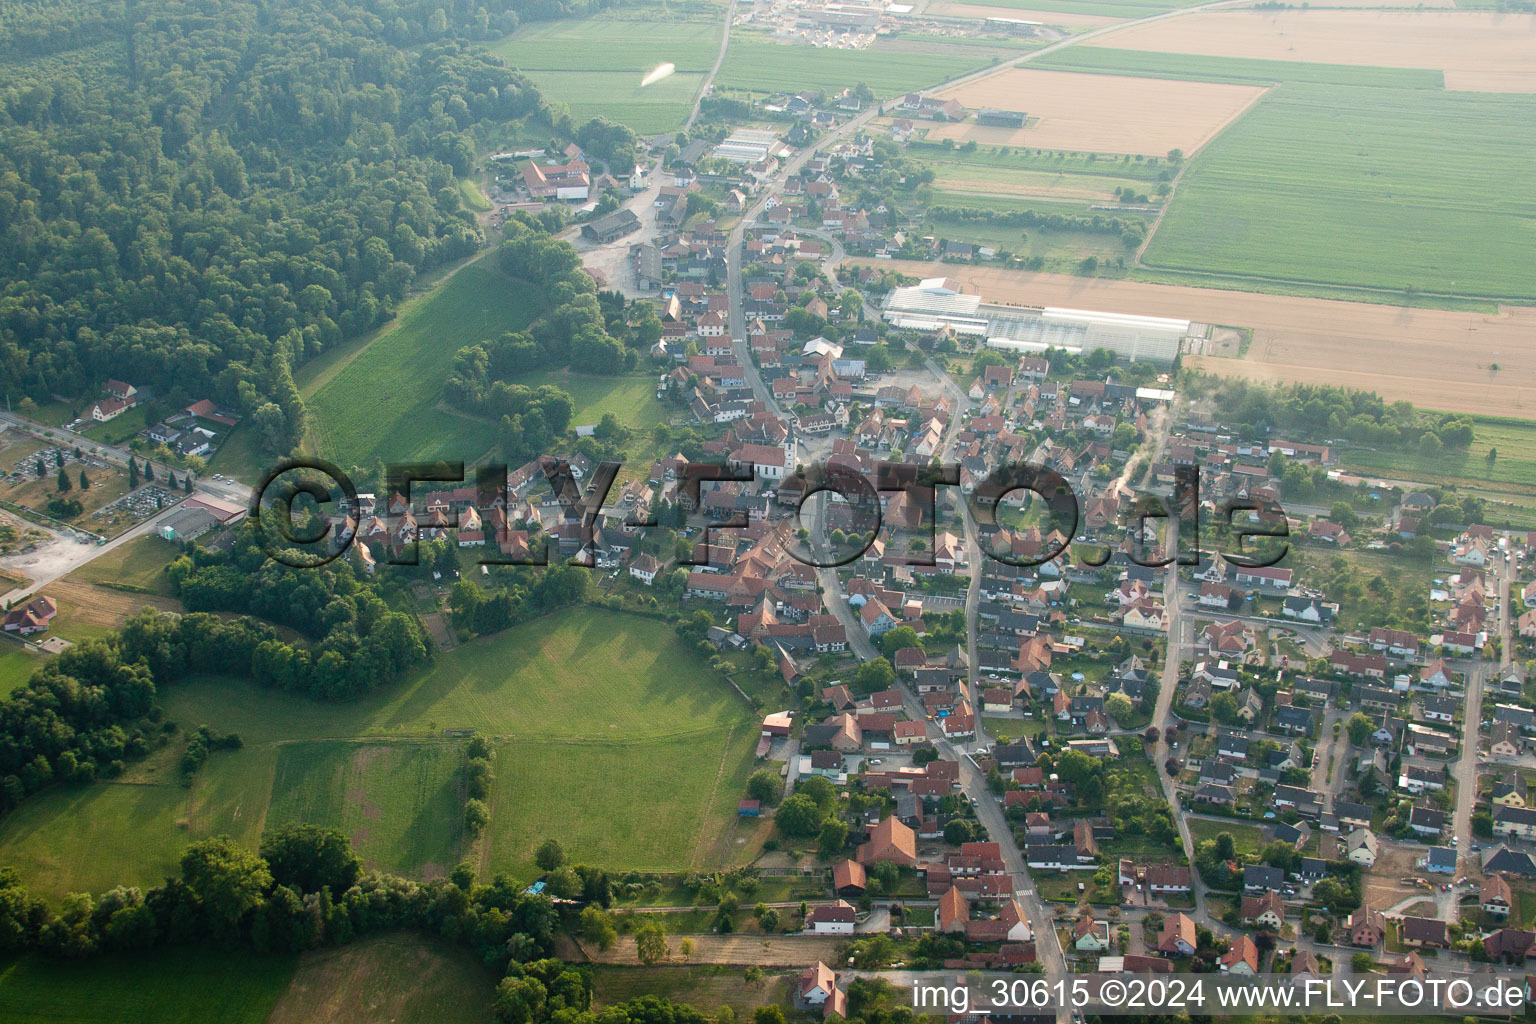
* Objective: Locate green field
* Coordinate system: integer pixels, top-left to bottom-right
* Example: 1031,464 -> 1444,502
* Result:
266,933 -> 495,1024
62,534 -> 179,595
0,643 -> 42,694
1340,419 -> 1536,490
519,69 -> 705,135
522,370 -> 665,433
488,17 -> 724,73
266,742 -> 465,877
0,948 -> 296,1024
1036,46 -> 1445,89
306,262 -> 544,471
1188,816 -> 1266,858
489,729 -> 756,876
0,609 -> 757,895
922,190 -> 1145,267
939,0 -> 1206,19
1144,85 -> 1536,300
716,35 -> 989,97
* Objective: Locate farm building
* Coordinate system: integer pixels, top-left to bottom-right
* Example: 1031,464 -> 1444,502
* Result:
712,129 -> 782,165
977,108 -> 1027,128
881,278 -> 1190,363
582,209 -> 641,243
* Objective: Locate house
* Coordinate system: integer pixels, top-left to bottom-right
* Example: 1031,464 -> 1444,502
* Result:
1347,905 -> 1387,947
1243,865 -> 1285,894
1491,722 -> 1523,758
1423,847 -> 1457,874
581,208 -> 640,243
833,860 -> 867,897
2,596 -> 58,636
1157,913 -> 1197,958
1408,805 -> 1446,837
805,900 -> 856,935
1482,927 -> 1536,963
1074,918 -> 1112,952
1400,916 -> 1449,949
629,553 -> 661,584
1493,773 -> 1528,808
1485,847 -> 1536,877
1483,874 -> 1514,917
857,816 -> 917,866
797,962 -> 844,1018
1219,934 -> 1259,975
1241,891 -> 1285,930
1494,805 -> 1536,841
939,885 -> 968,934
738,799 -> 761,817
1345,828 -> 1379,867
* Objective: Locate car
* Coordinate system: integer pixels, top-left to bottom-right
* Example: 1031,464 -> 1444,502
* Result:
1472,844 -> 1481,851
868,758 -> 882,765
1451,836 -> 1459,846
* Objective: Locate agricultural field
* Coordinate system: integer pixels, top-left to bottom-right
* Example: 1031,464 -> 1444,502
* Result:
929,0 -> 1207,18
853,259 -> 1536,416
0,947 -> 296,1024
920,192 -> 1147,271
926,2 -> 1129,28
62,533 -> 180,596
517,69 -> 705,135
265,742 -> 466,878
1339,417 -> 1536,491
1088,10 -> 1536,92
1031,46 -> 1446,88
267,933 -> 495,1024
1143,85 -> 1536,301
929,68 -> 1268,155
305,263 -> 545,472
715,35 -> 989,97
486,11 -> 723,134
591,966 -> 793,1015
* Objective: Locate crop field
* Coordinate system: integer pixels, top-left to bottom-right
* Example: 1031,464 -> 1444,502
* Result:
1089,10 -> 1536,92
929,0 -> 1206,19
519,69 -> 705,135
855,259 -> 1536,416
30,579 -> 179,646
1032,46 -> 1446,88
926,3 -> 1128,28
488,17 -> 723,74
0,948 -> 296,1024
921,156 -> 1159,202
1340,418 -> 1536,491
266,742 -> 465,878
921,192 -> 1145,267
306,263 -> 544,472
930,68 -> 1267,154
1143,85 -> 1536,301
906,141 -> 1173,182
267,934 -> 494,1024
715,35 -> 988,97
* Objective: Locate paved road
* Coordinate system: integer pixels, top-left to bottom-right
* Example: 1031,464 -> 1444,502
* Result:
0,411 -> 182,484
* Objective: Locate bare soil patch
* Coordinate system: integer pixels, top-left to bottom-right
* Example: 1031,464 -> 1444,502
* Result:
1364,843 -> 1427,909
35,579 -> 179,634
931,68 -> 1268,154
1088,10 -> 1536,91
857,259 -> 1536,416
585,934 -> 847,967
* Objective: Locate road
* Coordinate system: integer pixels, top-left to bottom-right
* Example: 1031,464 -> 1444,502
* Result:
0,411 -> 182,486
685,0 -> 738,132
1451,551 -> 1509,870
1151,519 -> 1202,917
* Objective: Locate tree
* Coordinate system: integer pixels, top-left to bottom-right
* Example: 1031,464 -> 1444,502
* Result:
179,837 -> 272,940
78,469 -> 89,490
680,936 -> 694,962
1352,952 -> 1376,972
635,921 -> 669,965
579,906 -> 617,950
746,768 -> 782,805
818,817 -> 849,856
774,793 -> 826,837
259,824 -> 361,894
534,839 -> 567,872
128,459 -> 138,488
1346,712 -> 1372,747
755,1007 -> 787,1024
1105,692 -> 1134,723
56,466 -> 71,492
1210,691 -> 1239,725
1329,502 -> 1359,530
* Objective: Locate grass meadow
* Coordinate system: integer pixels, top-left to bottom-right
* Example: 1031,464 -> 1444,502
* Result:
0,609 -> 756,896
520,370 -> 665,433
517,69 -> 704,135
1144,85 -> 1536,300
1339,418 -> 1536,493
0,947 -> 296,1024
1036,47 -> 1445,89
305,262 -> 544,471
716,35 -> 988,97
266,742 -> 465,877
266,933 -> 495,1024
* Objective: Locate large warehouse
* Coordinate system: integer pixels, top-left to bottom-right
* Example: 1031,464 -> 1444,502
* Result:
881,278 -> 1190,363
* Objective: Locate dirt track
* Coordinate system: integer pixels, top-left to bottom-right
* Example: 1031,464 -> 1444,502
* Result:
857,260 -> 1536,416
581,934 -> 847,967
930,68 -> 1267,154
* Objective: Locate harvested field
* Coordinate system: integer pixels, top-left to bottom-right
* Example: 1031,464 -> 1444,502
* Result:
855,259 -> 1536,416
1089,10 -> 1536,91
582,933 -> 847,967
267,933 -> 494,1024
930,68 -> 1267,154
34,579 -> 179,644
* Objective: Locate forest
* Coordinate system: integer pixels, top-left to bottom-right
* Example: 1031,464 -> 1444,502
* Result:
0,0 -> 567,456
